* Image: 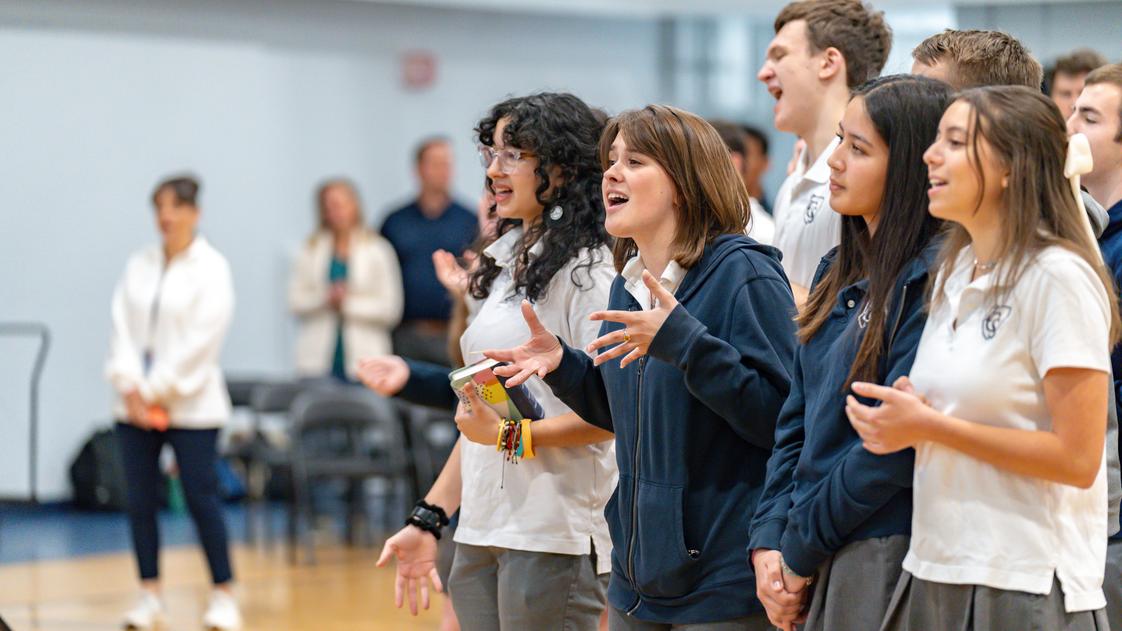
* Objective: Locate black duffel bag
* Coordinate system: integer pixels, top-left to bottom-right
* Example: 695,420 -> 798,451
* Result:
70,427 -> 128,511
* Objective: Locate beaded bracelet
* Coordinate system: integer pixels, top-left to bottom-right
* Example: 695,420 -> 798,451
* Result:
495,417 -> 536,463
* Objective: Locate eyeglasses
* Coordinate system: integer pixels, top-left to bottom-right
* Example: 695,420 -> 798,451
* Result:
478,145 -> 536,175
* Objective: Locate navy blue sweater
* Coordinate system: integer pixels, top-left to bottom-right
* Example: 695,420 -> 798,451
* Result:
397,358 -> 459,410
1099,199 -> 1122,541
545,235 -> 797,624
380,201 -> 477,322
749,241 -> 939,576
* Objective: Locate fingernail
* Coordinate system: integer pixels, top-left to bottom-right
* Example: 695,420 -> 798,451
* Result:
773,581 -> 782,589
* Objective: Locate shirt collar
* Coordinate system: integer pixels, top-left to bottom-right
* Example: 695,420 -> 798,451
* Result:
482,226 -> 544,269
798,136 -> 840,186
154,235 -> 207,264
938,245 -> 1003,321
184,235 -> 205,257
621,255 -> 689,298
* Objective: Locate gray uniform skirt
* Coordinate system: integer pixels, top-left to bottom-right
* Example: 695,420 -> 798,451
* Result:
798,535 -> 910,631
879,572 -> 1110,631
1106,538 -> 1122,631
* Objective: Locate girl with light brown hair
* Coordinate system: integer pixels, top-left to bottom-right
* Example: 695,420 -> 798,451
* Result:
488,105 -> 799,629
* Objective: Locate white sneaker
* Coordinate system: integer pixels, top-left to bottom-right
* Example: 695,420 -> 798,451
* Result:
122,591 -> 165,630
202,589 -> 242,630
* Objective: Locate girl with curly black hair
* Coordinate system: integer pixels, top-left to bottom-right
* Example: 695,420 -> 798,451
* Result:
376,92 -> 617,631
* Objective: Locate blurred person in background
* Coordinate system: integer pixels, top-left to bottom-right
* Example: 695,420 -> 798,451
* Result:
711,119 -> 776,244
359,188 -> 499,408
741,124 -> 773,210
289,178 -> 403,382
381,137 -> 478,366
1048,48 -> 1110,120
105,175 -> 240,630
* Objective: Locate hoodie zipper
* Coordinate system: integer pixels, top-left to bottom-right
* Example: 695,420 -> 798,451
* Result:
626,355 -> 647,615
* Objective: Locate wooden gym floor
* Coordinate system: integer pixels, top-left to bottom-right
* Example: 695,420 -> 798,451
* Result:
0,544 -> 443,630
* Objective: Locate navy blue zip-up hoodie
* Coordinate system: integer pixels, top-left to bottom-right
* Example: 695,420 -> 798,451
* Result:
748,241 -> 939,576
1099,199 -> 1122,541
544,235 -> 797,624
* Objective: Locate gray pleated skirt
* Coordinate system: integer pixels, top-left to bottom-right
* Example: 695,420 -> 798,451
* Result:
879,571 -> 1110,631
1106,539 -> 1122,631
798,535 -> 909,631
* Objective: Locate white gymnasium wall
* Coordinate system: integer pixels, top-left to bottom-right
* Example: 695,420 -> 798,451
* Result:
956,2 -> 1122,64
0,0 -> 661,500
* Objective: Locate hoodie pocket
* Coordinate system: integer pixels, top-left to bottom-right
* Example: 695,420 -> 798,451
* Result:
632,480 -> 702,599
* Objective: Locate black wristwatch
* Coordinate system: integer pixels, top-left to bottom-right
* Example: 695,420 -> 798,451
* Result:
406,500 -> 450,540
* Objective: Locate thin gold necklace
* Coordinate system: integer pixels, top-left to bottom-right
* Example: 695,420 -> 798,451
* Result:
973,258 -> 997,272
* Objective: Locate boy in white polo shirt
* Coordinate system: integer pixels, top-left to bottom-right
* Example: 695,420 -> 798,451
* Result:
1069,62 -> 1122,631
757,0 -> 891,304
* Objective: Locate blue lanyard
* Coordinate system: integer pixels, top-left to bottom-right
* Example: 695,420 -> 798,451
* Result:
142,265 -> 166,375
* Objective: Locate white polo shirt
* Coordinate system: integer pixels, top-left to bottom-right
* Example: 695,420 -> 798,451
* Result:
455,227 -> 617,573
746,198 -> 776,246
771,137 -> 841,289
905,244 -> 1112,612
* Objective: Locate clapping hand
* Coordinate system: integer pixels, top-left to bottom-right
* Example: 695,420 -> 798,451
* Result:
846,376 -> 933,455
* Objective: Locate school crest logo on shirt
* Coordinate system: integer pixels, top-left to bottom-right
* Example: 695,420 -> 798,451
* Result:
981,305 -> 1012,340
804,195 -> 825,224
857,302 -> 872,329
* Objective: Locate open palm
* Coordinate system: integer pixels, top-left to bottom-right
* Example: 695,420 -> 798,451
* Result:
376,525 -> 442,615
485,300 -> 563,387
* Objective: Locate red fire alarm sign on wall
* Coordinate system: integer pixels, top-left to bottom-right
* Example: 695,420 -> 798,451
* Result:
402,50 -> 437,91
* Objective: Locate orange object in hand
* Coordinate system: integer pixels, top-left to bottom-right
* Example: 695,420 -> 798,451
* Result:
147,405 -> 169,431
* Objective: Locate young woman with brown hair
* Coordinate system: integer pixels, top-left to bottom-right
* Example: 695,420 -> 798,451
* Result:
488,105 -> 798,629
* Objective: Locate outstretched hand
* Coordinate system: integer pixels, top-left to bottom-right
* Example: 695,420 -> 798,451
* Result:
433,249 -> 473,299
376,525 -> 443,615
485,301 -> 563,387
586,270 -> 678,369
357,355 -> 411,397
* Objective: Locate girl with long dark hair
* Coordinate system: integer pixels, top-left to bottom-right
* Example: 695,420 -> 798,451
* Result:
376,92 -> 617,631
747,75 -> 952,631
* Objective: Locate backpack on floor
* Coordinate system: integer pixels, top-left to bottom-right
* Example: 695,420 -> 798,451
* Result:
70,427 -> 128,511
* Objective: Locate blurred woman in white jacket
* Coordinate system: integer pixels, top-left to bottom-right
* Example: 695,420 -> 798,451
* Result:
290,179 -> 403,381
105,175 -> 240,631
